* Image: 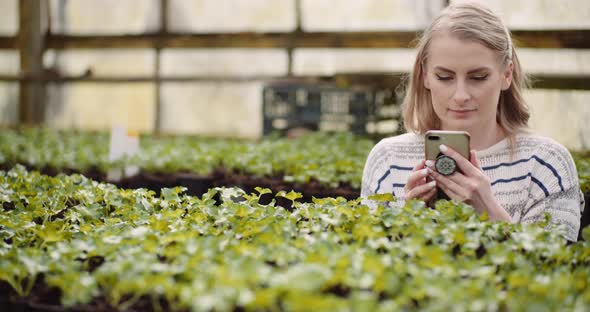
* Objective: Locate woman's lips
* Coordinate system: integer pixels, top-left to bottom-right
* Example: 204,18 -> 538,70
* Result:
449,108 -> 476,118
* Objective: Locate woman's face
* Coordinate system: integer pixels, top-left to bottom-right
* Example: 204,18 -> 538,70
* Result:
423,33 -> 512,133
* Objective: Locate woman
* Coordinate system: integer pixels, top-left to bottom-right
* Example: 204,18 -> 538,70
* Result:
361,2 -> 583,241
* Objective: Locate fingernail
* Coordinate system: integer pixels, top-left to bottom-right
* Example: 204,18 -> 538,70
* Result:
421,168 -> 429,176
426,167 -> 433,174
425,160 -> 434,168
439,144 -> 448,152
428,180 -> 436,187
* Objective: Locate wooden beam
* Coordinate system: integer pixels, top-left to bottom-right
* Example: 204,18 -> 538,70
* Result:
18,0 -> 46,125
512,30 -> 590,49
3,30 -> 590,50
0,74 -> 307,83
529,74 -> 590,90
1,73 -> 588,90
40,30 -> 590,50
0,74 -> 394,85
44,32 -> 420,49
0,36 -> 17,49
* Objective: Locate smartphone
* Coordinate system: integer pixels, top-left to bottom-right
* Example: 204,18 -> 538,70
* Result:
425,130 -> 470,201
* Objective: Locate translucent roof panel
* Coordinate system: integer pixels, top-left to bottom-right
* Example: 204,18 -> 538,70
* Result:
161,82 -> 263,138
45,83 -> 155,132
293,48 -> 416,75
301,0 -> 445,31
518,49 -> 590,75
161,49 -> 288,77
43,49 -> 156,77
451,0 -> 590,30
49,0 -> 159,34
0,51 -> 19,75
0,0 -> 17,36
527,89 -> 590,150
168,0 -> 296,33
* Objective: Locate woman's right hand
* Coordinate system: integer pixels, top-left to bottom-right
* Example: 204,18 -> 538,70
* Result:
403,160 -> 437,202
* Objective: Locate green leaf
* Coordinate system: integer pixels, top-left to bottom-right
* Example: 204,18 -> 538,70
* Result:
161,187 -> 187,202
479,211 -> 489,221
270,264 -> 332,292
1,152 -> 590,311
582,226 -> 590,242
46,272 -> 99,306
276,190 -> 303,201
368,193 -> 395,202
254,187 -> 272,195
36,221 -> 70,243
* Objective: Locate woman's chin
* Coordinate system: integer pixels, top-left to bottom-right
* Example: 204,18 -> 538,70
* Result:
442,120 -> 476,132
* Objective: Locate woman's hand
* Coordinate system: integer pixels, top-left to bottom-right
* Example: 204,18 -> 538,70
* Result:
404,160 -> 438,202
426,145 -> 512,222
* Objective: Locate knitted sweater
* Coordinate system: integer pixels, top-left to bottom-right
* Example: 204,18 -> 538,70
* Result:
361,132 -> 584,241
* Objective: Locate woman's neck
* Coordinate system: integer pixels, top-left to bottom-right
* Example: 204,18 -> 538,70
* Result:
468,124 -> 507,151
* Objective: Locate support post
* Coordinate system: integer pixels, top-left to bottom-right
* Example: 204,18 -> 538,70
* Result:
154,0 -> 168,134
18,0 -> 46,125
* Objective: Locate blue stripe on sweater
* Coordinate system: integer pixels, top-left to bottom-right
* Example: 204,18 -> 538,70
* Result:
390,175 -> 549,198
530,176 -> 550,197
482,155 -> 563,192
388,176 -> 550,198
375,158 -> 557,199
375,165 -> 413,193
491,173 -> 550,197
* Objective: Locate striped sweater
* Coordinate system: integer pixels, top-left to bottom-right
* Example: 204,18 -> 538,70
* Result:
361,132 -> 584,241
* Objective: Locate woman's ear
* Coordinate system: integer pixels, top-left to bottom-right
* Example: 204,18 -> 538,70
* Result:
501,61 -> 513,90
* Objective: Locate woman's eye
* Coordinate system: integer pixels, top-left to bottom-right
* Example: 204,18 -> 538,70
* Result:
435,75 -> 452,81
471,75 -> 489,81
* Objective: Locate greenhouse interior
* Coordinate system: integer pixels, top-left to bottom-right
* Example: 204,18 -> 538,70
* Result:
0,0 -> 589,311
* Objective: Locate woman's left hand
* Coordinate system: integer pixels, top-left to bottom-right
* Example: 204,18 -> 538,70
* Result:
426,144 -> 512,222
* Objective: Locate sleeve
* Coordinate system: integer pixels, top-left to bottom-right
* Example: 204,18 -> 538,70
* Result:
360,142 -> 381,210
360,139 -> 408,210
520,141 -> 583,242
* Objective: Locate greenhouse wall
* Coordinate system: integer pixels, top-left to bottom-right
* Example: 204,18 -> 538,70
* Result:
0,0 -> 589,148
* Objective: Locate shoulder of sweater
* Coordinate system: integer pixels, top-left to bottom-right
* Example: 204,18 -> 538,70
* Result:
372,132 -> 423,152
515,133 -> 573,159
516,133 -> 579,186
364,132 -> 423,170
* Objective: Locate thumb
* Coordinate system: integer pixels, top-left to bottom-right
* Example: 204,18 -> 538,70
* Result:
413,159 -> 426,171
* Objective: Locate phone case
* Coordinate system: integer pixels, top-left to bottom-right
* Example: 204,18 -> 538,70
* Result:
425,130 -> 470,202
425,130 -> 470,161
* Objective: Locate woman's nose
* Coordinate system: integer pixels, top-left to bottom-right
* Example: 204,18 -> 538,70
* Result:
453,82 -> 471,104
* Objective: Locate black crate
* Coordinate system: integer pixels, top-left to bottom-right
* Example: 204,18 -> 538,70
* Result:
262,82 -> 402,138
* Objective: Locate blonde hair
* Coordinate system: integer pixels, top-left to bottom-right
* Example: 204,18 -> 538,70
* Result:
402,2 -> 530,142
